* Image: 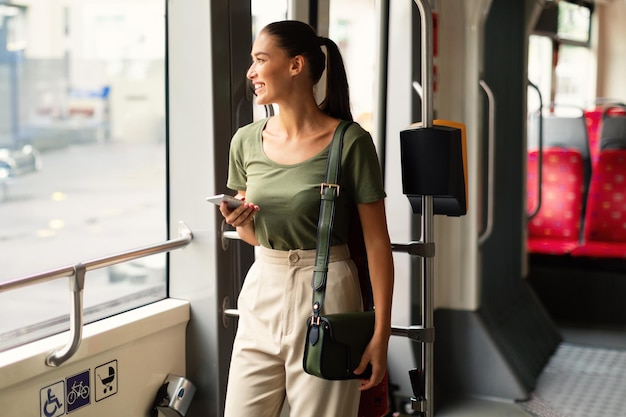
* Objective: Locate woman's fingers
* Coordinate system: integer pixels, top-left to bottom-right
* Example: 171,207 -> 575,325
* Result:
220,201 -> 258,226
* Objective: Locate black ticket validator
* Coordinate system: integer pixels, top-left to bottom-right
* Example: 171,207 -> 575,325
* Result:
400,120 -> 468,216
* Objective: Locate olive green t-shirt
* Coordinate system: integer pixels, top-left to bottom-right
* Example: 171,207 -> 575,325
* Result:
227,118 -> 386,250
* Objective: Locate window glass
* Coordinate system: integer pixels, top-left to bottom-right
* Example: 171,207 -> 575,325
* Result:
250,0 -> 287,121
329,0 -> 377,133
528,34 -> 553,112
527,34 -> 595,111
558,1 -> 591,44
0,0 -> 166,351
554,44 -> 595,108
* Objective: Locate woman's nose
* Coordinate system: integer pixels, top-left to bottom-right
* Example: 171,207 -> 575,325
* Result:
246,64 -> 255,79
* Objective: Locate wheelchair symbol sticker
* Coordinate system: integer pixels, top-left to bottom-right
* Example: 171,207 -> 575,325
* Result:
95,360 -> 118,401
40,381 -> 65,417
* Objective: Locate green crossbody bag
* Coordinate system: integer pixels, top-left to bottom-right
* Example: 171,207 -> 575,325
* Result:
302,120 -> 375,380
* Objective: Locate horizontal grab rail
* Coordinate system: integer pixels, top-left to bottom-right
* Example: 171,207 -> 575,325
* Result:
1,221 -> 193,292
0,221 -> 193,367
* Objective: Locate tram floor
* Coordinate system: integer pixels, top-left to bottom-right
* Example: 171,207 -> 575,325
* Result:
432,321 -> 626,417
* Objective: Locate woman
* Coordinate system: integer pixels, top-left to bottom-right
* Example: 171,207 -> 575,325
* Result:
220,20 -> 394,417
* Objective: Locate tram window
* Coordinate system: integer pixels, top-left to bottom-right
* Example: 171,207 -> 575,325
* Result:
554,44 -> 595,107
250,0 -> 287,121
247,0 -> 377,131
558,1 -> 592,45
528,36 -> 595,109
0,0 -> 166,351
329,0 -> 377,134
528,35 -> 553,112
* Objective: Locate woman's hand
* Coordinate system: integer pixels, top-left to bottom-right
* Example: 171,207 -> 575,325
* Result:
353,331 -> 390,391
218,193 -> 260,245
219,197 -> 259,227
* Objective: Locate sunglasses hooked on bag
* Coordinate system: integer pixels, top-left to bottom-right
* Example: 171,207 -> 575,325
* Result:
302,120 -> 376,381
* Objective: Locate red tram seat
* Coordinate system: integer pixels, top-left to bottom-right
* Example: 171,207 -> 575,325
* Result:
571,150 -> 626,259
527,148 -> 584,255
584,105 -> 626,166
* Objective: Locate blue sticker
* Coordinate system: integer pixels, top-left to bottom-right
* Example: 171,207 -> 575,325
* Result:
66,370 -> 91,413
40,381 -> 65,417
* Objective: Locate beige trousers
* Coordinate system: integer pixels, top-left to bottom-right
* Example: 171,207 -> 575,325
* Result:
224,245 -> 362,417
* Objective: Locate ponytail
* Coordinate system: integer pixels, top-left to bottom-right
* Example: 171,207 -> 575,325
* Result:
318,37 -> 353,121
262,21 -> 353,121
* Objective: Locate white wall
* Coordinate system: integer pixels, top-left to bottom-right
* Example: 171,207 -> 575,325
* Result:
0,299 -> 189,417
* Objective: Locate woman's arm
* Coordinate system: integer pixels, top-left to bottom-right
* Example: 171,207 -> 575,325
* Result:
219,191 -> 260,246
353,199 -> 394,390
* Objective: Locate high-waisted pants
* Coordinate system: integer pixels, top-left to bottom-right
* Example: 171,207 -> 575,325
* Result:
223,244 -> 362,417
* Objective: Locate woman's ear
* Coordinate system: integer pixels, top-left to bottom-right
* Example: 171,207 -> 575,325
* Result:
290,55 -> 305,76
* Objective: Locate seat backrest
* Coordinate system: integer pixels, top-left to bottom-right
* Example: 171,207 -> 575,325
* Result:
542,115 -> 590,160
582,150 -> 626,243
527,148 -> 584,241
585,105 -> 626,165
599,106 -> 626,151
528,112 -> 592,190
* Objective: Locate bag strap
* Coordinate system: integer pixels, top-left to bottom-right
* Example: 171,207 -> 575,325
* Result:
310,120 -> 353,324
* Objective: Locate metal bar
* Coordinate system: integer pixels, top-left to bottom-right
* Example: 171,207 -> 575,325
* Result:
478,79 -> 496,245
391,241 -> 435,257
414,1 -> 434,414
1,221 -> 193,368
375,0 -> 390,180
414,0 -> 433,128
1,221 -> 193,293
422,194 -> 434,416
46,264 -> 85,367
527,80 -> 544,221
391,324 -> 434,343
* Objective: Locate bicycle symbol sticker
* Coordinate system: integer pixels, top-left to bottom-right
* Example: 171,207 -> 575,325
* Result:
40,381 -> 65,417
95,360 -> 118,402
66,370 -> 91,413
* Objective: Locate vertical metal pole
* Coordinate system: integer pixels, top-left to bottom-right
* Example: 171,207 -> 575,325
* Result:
375,0 -> 390,179
414,1 -> 434,416
415,0 -> 433,129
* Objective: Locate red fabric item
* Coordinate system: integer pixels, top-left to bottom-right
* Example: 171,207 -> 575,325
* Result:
572,150 -> 626,258
359,372 -> 389,417
527,149 -> 584,255
349,204 -> 389,417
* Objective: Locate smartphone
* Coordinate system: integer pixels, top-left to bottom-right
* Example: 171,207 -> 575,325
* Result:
206,194 -> 244,209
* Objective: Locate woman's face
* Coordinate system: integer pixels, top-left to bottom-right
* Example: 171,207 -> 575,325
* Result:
247,31 -> 297,106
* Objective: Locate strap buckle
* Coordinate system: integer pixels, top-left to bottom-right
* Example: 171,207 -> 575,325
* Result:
320,182 -> 340,197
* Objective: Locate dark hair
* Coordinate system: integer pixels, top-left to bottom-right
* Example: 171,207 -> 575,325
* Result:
262,20 -> 353,121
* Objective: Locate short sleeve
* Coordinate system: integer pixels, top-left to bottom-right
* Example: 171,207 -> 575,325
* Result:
342,125 -> 386,204
227,126 -> 252,192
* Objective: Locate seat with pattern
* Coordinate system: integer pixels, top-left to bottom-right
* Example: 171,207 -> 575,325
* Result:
527,148 -> 585,255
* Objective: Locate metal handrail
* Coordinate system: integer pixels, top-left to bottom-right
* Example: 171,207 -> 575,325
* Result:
527,80 -> 544,220
413,1 -> 434,415
0,221 -> 193,367
478,79 -> 495,245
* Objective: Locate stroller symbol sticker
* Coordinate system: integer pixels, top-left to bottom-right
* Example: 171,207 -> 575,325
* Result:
95,360 -> 118,401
